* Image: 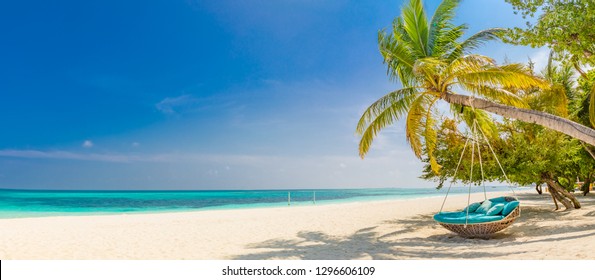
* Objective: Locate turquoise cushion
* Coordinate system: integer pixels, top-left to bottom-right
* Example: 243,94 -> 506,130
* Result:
463,202 -> 481,213
433,212 -> 504,224
502,201 -> 520,216
490,196 -> 517,203
474,199 -> 493,214
489,197 -> 508,204
486,203 -> 505,215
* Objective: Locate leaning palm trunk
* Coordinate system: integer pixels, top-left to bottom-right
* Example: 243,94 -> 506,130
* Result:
543,178 -> 581,210
442,92 -> 595,146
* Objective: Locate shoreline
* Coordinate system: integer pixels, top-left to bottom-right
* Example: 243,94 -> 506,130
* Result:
0,191 -> 463,221
0,187 -> 517,221
3,189 -> 595,259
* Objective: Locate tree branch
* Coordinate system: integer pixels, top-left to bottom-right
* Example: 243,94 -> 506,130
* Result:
573,61 -> 588,79
580,141 -> 595,160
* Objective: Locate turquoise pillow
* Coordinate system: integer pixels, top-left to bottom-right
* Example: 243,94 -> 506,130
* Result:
463,202 -> 481,213
502,201 -> 520,216
486,203 -> 505,215
474,199 -> 493,214
489,197 -> 507,204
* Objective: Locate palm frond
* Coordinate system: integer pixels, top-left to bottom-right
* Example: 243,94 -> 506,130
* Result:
450,104 -> 499,139
525,85 -> 569,117
545,50 -> 554,80
357,88 -> 419,158
467,109 -> 498,139
424,98 -> 441,174
412,57 -> 448,88
447,28 -> 504,60
432,24 -> 466,59
356,87 -> 418,134
458,83 -> 528,108
444,54 -> 496,82
406,94 -> 432,158
378,29 -> 416,85
456,64 -> 549,89
401,0 -> 429,57
557,64 -> 575,94
428,0 -> 460,56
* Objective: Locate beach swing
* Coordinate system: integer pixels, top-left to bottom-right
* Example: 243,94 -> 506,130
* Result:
433,120 -> 521,238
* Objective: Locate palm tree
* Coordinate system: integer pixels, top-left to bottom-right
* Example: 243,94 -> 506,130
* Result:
356,0 -> 595,174
523,53 -> 572,118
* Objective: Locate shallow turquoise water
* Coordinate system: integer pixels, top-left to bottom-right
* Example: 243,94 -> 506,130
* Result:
0,187 -> 513,218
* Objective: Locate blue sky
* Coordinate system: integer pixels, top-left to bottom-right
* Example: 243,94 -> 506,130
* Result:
0,0 -> 548,189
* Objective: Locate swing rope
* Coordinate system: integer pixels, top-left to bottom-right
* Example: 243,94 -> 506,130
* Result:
434,100 -> 522,237
476,127 -> 487,201
473,119 -> 518,201
464,121 -> 477,227
439,98 -> 519,217
439,137 -> 471,213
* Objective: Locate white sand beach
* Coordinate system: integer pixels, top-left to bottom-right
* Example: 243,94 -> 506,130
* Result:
1,190 -> 595,260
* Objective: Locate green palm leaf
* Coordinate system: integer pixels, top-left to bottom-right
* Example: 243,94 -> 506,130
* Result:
456,64 -> 548,89
406,94 -> 432,158
424,98 -> 441,173
458,83 -> 528,108
445,55 -> 495,76
525,85 -> 569,116
356,87 -> 418,134
451,105 -> 499,139
357,88 -> 418,157
433,24 -> 466,58
428,0 -> 460,56
401,0 -> 430,57
379,30 -> 416,85
448,28 -> 505,60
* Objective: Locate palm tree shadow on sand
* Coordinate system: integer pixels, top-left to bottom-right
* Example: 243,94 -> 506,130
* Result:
230,219 -> 521,260
231,193 -> 595,260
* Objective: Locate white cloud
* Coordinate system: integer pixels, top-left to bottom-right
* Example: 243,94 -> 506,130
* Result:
0,149 -> 134,163
0,148 -> 433,188
0,149 -> 276,164
82,140 -> 94,148
155,94 -> 237,115
0,78 -> 435,189
155,94 -> 197,114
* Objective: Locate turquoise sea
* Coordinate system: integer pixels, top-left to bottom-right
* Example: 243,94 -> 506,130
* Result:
0,187 -> 514,219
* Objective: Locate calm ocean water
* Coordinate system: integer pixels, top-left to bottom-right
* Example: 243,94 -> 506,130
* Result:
0,187 -> 514,219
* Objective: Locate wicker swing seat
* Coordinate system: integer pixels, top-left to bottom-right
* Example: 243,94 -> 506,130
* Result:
434,120 -> 522,238
434,197 -> 520,238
